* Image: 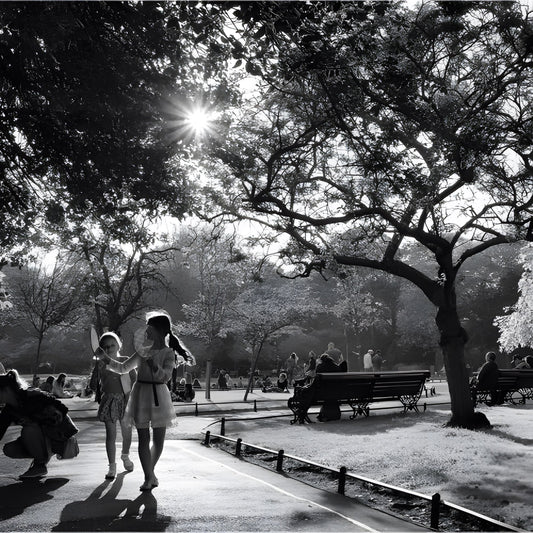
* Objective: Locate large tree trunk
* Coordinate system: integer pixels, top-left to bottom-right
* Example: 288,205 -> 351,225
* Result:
435,300 -> 490,429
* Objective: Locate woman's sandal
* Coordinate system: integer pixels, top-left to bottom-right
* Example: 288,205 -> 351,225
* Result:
139,476 -> 159,491
139,480 -> 153,491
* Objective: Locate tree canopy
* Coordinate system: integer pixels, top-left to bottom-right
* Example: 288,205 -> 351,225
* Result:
199,1 -> 533,427
0,1 -> 234,264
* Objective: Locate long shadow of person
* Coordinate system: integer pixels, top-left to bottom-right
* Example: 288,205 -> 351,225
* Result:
0,478 -> 69,521
52,473 -> 171,531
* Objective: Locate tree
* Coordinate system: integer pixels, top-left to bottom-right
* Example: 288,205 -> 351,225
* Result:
223,280 -> 320,400
204,2 -> 533,427
177,226 -> 253,398
15,255 -> 87,375
495,244 -> 533,351
0,2 -> 235,264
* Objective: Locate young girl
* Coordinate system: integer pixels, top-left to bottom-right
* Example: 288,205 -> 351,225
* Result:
0,369 -> 78,479
90,332 -> 136,480
99,310 -> 192,491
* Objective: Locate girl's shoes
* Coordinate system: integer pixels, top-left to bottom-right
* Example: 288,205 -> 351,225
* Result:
139,475 -> 159,491
105,463 -> 116,480
139,480 -> 152,491
121,454 -> 134,472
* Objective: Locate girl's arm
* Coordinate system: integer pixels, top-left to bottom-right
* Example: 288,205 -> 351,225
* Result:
104,352 -> 141,374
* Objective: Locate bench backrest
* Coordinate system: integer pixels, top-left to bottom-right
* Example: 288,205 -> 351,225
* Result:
310,371 -> 429,402
370,371 -> 430,399
499,369 -> 533,389
312,373 -> 374,401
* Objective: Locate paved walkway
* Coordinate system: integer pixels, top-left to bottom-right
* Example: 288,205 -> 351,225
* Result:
0,387 -> 446,532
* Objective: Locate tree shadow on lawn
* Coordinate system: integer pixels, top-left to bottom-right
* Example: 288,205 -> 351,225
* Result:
488,428 -> 533,447
453,477 -> 533,506
300,409 -> 449,437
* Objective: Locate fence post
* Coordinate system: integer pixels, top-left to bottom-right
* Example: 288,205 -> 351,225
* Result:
203,431 -> 211,446
235,438 -> 242,457
254,399 -> 257,412
220,417 -> 226,436
338,466 -> 347,495
195,402 -> 199,416
431,492 -> 441,530
276,449 -> 284,472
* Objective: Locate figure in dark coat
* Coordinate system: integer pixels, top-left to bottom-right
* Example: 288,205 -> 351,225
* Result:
476,351 -> 502,405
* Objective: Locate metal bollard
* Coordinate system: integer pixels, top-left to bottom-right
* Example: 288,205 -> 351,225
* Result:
338,466 -> 347,495
431,492 -> 441,529
254,399 -> 257,412
195,402 -> 199,416
204,431 -> 211,446
220,417 -> 226,436
276,449 -> 284,472
235,438 -> 242,456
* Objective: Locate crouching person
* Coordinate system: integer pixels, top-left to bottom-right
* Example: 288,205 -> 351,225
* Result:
0,369 -> 79,479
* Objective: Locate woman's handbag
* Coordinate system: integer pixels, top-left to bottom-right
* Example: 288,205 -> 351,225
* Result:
56,435 -> 79,460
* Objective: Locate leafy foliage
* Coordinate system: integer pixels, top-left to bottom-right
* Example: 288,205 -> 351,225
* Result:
495,244 -> 533,351
0,2 -> 235,264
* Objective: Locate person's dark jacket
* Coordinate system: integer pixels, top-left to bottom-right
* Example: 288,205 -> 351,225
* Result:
477,360 -> 499,389
316,356 -> 348,374
0,388 -> 78,454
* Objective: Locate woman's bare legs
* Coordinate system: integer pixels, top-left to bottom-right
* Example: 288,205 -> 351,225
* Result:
137,427 -> 151,485
104,420 -> 117,464
150,426 -> 166,484
119,418 -> 132,455
119,417 -> 134,471
136,426 -> 166,489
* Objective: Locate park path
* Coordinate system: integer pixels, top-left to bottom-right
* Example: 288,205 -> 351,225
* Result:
0,417 -> 431,532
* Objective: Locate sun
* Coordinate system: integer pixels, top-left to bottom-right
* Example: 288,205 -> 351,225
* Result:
185,107 -> 212,136
164,99 -> 217,145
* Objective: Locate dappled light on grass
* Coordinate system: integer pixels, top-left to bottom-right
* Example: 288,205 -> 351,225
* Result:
217,405 -> 533,530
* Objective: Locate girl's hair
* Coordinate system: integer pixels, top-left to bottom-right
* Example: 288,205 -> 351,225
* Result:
57,372 -> 67,381
147,311 -> 190,361
99,331 -> 122,349
0,369 -> 25,392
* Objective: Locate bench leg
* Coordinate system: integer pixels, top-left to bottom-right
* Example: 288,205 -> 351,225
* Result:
349,402 -> 370,419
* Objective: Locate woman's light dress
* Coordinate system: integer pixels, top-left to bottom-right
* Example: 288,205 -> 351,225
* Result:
106,348 -> 175,429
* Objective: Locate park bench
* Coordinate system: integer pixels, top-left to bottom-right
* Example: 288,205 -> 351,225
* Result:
287,370 -> 431,424
471,369 -> 533,406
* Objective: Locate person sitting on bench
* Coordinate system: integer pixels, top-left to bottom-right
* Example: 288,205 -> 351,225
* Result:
476,351 -> 503,405
316,354 -> 348,373
315,354 -> 347,421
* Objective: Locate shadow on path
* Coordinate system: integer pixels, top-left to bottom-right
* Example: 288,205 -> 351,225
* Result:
0,478 -> 70,521
52,472 -> 172,531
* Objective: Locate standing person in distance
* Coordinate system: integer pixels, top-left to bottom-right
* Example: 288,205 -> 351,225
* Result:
285,352 -> 298,387
363,349 -> 374,371
372,350 -> 384,372
98,310 -> 192,491
90,332 -> 136,480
